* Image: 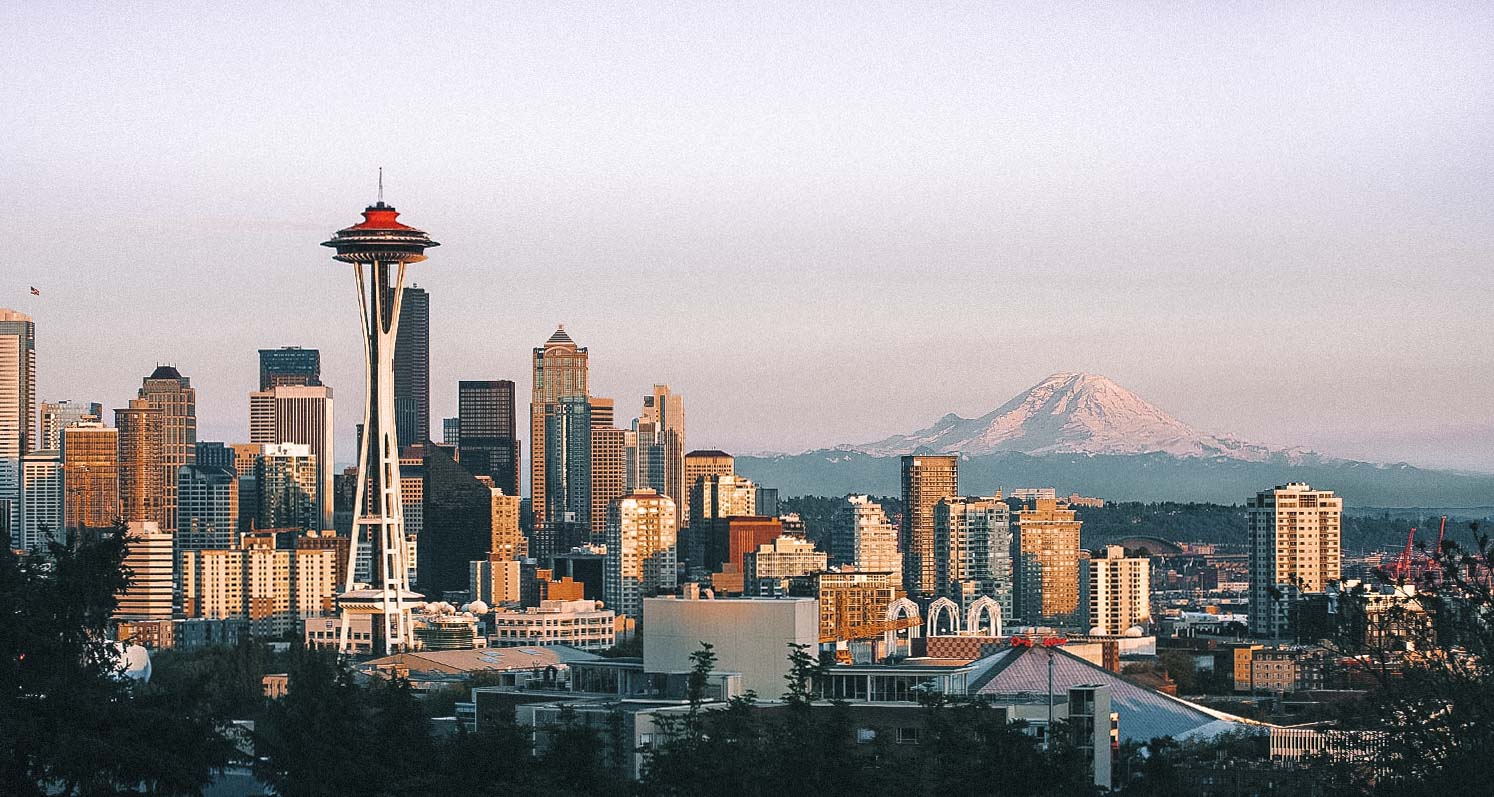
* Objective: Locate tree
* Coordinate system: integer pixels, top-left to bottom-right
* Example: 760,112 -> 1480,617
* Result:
0,526 -> 234,795
253,645 -> 436,796
1315,521 -> 1494,795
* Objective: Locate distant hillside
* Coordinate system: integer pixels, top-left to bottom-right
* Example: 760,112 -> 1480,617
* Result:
738,449 -> 1494,509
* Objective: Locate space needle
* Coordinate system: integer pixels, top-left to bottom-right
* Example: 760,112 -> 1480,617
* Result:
323,183 -> 437,655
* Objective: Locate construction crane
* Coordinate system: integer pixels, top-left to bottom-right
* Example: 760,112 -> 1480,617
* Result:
1391,526 -> 1418,585
1391,516 -> 1450,585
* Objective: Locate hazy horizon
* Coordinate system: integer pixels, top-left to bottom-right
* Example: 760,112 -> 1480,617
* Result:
4,3 -> 1490,472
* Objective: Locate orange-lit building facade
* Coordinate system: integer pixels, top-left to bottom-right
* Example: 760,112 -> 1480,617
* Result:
62,422 -> 119,530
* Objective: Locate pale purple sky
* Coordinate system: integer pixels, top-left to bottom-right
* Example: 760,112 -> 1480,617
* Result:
3,3 -> 1491,471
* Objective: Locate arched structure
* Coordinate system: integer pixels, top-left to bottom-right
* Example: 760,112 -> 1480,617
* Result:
885,597 -> 922,648
926,597 -> 961,637
966,596 -> 1003,637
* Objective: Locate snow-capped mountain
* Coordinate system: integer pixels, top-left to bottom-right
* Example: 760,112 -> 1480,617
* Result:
850,372 -> 1304,462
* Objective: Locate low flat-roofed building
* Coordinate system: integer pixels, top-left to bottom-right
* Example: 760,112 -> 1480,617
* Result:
644,596 -> 817,698
489,599 -> 616,651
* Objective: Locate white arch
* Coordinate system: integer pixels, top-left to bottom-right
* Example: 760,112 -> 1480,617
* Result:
966,596 -> 1003,637
885,597 -> 922,648
926,597 -> 961,637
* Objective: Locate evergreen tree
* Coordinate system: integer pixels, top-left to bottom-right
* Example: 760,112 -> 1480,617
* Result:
0,526 -> 233,795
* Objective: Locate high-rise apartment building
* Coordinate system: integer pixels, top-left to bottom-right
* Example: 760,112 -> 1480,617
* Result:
531,326 -> 588,529
1013,498 -> 1082,625
901,455 -> 958,597
115,399 -> 164,525
457,380 -> 520,496
830,495 -> 903,584
589,410 -> 627,543
0,309 -> 36,543
20,450 -> 61,551
177,463 -> 239,550
393,285 -> 430,448
1082,545 -> 1151,635
114,522 -> 175,621
604,489 -> 677,619
1248,483 -> 1342,637
935,495 -> 1012,616
62,422 -> 119,531
255,443 -> 318,531
258,346 -> 321,389
635,385 -> 686,527
249,385 -> 334,529
138,366 -> 197,533
40,400 -> 102,451
180,532 -> 338,635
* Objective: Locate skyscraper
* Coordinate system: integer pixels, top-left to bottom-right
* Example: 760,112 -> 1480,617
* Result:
115,399 -> 164,525
489,489 -> 525,561
531,326 -> 588,528
683,450 -> 734,495
194,441 -> 235,470
139,365 -> 197,533
419,443 -> 495,597
934,495 -> 1012,616
1013,498 -> 1082,625
635,385 -> 686,527
1082,545 -> 1151,635
442,417 -> 460,447
686,473 -> 756,573
177,463 -> 239,550
39,400 -> 102,451
62,422 -> 119,531
20,450 -> 61,551
0,309 -> 36,543
544,395 -> 592,533
900,454 -> 958,597
457,379 -> 520,496
830,495 -> 902,584
114,522 -> 174,621
255,443 -> 318,531
258,346 -> 322,389
589,412 -> 627,543
249,385 -> 334,530
604,489 -> 678,619
228,442 -> 266,532
394,285 -> 429,448
1248,482 -> 1342,637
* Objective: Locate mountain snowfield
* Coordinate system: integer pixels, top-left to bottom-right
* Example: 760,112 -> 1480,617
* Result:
849,372 -> 1311,462
737,373 -> 1494,505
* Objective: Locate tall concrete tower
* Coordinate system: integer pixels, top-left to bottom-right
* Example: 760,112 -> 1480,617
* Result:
323,194 -> 438,656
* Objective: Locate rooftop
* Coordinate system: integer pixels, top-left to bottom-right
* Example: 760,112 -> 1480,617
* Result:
363,645 -> 600,675
968,644 -> 1264,743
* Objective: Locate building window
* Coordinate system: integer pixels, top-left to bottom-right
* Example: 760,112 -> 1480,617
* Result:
896,727 -> 920,745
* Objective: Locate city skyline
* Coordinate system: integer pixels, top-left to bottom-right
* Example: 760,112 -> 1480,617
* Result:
4,4 -> 1491,471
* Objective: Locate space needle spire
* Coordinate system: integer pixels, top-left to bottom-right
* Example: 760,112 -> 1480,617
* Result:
323,188 -> 438,655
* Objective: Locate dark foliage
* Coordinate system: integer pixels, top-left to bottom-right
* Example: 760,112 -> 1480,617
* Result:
0,526 -> 234,796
